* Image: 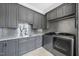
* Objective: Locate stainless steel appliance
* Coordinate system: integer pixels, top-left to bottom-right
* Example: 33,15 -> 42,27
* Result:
52,33 -> 75,56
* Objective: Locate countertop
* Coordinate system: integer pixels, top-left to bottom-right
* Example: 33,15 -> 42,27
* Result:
0,33 -> 44,41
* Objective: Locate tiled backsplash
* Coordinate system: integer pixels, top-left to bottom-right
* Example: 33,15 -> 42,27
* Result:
0,23 -> 43,38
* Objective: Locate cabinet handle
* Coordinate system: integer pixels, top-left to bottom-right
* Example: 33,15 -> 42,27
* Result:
4,43 -> 7,47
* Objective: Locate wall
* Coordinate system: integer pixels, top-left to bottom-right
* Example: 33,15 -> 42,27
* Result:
0,23 -> 43,39
77,3 -> 79,56
46,18 -> 76,34
0,28 -> 18,38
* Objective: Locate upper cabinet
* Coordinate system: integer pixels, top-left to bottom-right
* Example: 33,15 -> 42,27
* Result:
0,3 -> 46,29
6,3 -> 18,28
41,15 -> 47,29
47,9 -> 57,20
33,12 -> 46,29
18,4 -> 34,24
57,5 -> 63,18
18,4 -> 46,29
0,3 -> 18,28
18,5 -> 28,23
63,3 -> 76,17
27,9 -> 34,24
33,12 -> 41,29
46,3 -> 76,21
0,4 -> 6,28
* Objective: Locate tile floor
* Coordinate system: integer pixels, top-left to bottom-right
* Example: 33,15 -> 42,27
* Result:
23,47 -> 54,56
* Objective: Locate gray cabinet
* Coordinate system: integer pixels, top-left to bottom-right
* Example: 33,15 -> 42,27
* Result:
18,38 -> 29,55
0,39 -> 19,56
28,38 -> 35,51
0,41 -> 6,56
46,3 -> 76,21
35,36 -> 42,49
5,39 -> 18,56
27,9 -> 34,24
5,3 -> 18,28
18,5 -> 28,23
0,35 -> 42,56
18,4 -> 46,29
0,3 -> 18,28
0,4 -> 6,28
33,12 -> 41,29
18,36 -> 42,56
47,9 -> 57,20
33,12 -> 45,29
41,15 -> 46,29
18,37 -> 35,56
18,5 -> 34,24
57,6 -> 63,18
31,36 -> 42,49
37,14 -> 42,29
63,3 -> 76,17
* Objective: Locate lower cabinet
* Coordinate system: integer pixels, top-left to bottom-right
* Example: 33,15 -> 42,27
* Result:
28,38 -> 35,52
0,41 -> 6,56
0,39 -> 19,56
35,36 -> 42,49
5,39 -> 19,56
18,38 -> 29,56
18,36 -> 42,55
18,37 -> 35,56
0,35 -> 42,56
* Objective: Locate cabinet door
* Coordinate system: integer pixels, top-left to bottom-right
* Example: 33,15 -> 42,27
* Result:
18,5 -> 28,23
18,5 -> 34,24
63,3 -> 75,16
35,36 -> 42,49
0,41 -> 6,56
38,14 -> 42,29
15,39 -> 19,56
41,15 -> 46,29
27,9 -> 34,24
33,12 -> 42,29
0,4 -> 6,28
47,9 -> 57,20
57,6 -> 63,18
28,38 -> 35,51
33,12 -> 39,29
5,39 -> 16,56
18,38 -> 29,55
5,3 -> 18,28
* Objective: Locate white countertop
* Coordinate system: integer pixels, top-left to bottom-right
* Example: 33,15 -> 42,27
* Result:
0,33 -> 44,41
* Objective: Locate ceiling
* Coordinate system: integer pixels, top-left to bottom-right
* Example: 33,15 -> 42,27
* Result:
19,3 -> 63,15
